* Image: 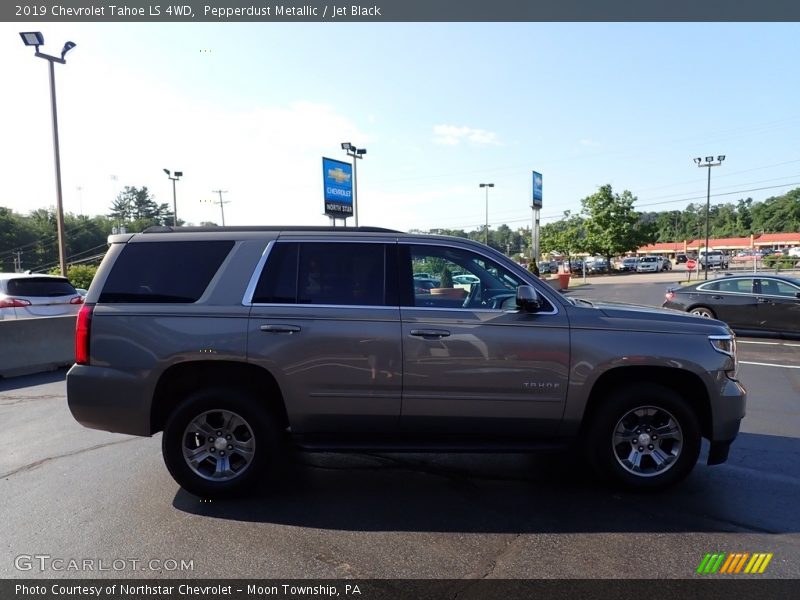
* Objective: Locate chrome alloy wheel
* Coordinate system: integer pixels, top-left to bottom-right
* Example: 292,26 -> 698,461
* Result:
612,406 -> 683,477
181,410 -> 256,481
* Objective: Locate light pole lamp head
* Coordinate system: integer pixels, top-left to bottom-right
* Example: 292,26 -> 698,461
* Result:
693,157 -> 702,165
174,171 -> 183,178
705,156 -> 714,163
163,168 -> 171,176
356,148 -> 366,157
20,32 -> 44,48
61,41 -> 76,59
479,183 -> 494,188
717,155 -> 726,162
341,142 -> 352,150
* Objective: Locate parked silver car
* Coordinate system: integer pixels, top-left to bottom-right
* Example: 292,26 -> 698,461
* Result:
0,273 -> 83,320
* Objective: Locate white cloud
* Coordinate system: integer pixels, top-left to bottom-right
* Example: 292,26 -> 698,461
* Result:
432,125 -> 500,146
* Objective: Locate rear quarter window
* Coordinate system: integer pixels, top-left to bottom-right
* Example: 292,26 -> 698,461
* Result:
98,241 -> 234,303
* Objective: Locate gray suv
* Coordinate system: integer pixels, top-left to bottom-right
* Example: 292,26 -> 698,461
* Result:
67,227 -> 746,497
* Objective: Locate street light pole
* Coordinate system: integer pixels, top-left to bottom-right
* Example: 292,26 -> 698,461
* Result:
20,32 -> 76,277
693,155 -> 725,280
341,143 -> 366,227
163,169 -> 183,226
479,183 -> 494,246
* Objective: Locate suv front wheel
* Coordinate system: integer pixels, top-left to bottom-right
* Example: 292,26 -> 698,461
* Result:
162,388 -> 284,497
586,384 -> 701,490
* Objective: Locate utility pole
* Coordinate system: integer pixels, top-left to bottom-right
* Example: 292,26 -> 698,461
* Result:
211,189 -> 230,226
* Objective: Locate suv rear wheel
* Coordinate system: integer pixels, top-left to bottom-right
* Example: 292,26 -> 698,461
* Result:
586,384 -> 701,490
162,388 -> 283,497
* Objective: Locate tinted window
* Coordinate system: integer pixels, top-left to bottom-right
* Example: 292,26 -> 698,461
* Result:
758,278 -> 800,297
99,241 -> 234,303
253,242 -> 389,306
253,242 -> 299,304
7,277 -> 76,297
713,279 -> 753,294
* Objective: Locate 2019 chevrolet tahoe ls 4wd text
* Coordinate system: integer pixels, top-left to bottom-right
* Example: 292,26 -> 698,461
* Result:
67,226 -> 746,497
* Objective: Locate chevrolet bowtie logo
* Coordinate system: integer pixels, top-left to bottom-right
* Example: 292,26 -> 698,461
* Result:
327,167 -> 351,184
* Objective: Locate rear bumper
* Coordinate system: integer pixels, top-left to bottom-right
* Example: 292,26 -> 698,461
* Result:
66,364 -> 153,436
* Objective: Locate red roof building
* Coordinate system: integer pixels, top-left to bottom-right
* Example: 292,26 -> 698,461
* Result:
754,232 -> 800,247
636,233 -> 800,254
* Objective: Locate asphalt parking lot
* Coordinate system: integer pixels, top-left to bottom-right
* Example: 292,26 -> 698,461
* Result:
1,274 -> 798,581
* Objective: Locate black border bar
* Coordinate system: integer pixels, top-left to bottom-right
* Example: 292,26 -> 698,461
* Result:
4,1 -> 800,22
4,579 -> 800,600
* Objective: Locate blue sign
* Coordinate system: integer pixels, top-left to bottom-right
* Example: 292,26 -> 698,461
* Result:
532,171 -> 543,208
322,157 -> 353,217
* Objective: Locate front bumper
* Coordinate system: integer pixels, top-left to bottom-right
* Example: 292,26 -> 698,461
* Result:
707,377 -> 746,464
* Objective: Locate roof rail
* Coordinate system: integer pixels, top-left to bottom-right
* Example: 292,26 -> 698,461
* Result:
141,225 -> 402,234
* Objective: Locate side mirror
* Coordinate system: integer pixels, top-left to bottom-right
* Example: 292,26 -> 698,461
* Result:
516,285 -> 542,313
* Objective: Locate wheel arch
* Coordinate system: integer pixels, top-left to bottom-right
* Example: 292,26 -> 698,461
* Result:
150,360 -> 289,434
579,366 -> 712,441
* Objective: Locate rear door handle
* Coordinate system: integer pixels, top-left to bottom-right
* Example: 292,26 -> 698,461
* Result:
410,329 -> 451,339
260,324 -> 301,333
756,297 -> 772,304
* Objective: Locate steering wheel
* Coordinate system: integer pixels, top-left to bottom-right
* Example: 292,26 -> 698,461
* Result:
462,282 -> 483,308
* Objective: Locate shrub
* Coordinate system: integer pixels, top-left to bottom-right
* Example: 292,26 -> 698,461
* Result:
49,264 -> 98,290
762,255 -> 796,270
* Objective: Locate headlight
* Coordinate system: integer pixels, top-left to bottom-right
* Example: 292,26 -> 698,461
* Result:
709,334 -> 737,379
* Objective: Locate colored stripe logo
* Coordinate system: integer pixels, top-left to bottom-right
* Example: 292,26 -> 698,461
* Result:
696,552 -> 773,574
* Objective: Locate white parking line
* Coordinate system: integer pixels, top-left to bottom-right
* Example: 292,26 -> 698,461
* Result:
738,340 -> 800,347
740,361 -> 800,369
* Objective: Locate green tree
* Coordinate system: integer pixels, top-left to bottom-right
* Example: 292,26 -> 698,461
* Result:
581,185 -> 655,264
109,186 -> 173,230
540,211 -> 587,260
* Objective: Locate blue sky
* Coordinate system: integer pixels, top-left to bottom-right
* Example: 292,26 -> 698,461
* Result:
2,22 -> 799,233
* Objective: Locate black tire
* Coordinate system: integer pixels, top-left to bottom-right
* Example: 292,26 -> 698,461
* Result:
689,306 -> 716,319
585,383 -> 701,490
162,387 -> 284,497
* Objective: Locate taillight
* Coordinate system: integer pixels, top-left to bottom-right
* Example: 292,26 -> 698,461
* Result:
70,295 -> 84,304
0,297 -> 32,308
75,303 -> 94,365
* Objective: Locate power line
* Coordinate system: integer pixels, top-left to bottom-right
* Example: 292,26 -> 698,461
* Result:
429,182 -> 800,231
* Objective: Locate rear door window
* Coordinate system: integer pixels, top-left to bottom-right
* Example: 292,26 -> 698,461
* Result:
99,241 -> 234,303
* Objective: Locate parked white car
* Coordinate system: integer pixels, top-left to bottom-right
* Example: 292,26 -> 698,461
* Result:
636,256 -> 670,272
0,273 -> 83,320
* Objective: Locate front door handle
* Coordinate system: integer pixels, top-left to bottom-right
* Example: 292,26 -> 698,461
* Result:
410,329 -> 451,339
756,297 -> 772,304
260,324 -> 301,333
